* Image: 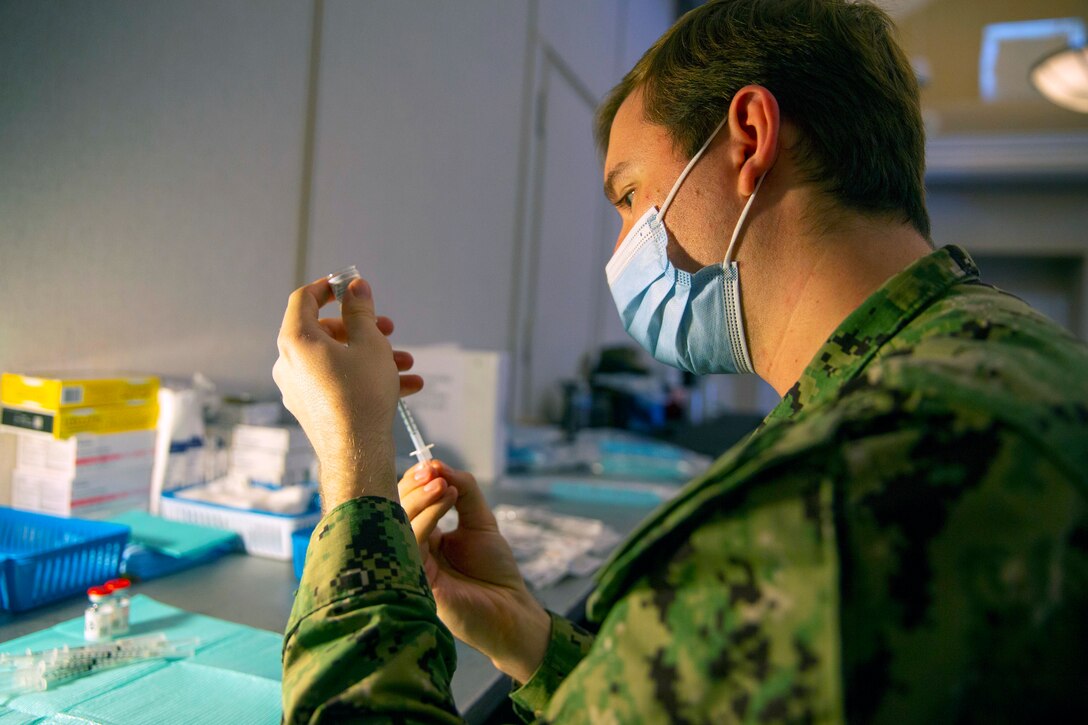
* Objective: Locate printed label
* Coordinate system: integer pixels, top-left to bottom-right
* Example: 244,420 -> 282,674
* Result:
1,407 -> 54,433
61,385 -> 85,405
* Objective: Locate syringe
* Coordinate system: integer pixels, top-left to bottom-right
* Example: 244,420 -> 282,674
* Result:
0,634 -> 198,694
327,266 -> 435,466
398,399 -> 434,464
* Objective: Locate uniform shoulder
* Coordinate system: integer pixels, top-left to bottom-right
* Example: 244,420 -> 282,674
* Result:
835,281 -> 1088,476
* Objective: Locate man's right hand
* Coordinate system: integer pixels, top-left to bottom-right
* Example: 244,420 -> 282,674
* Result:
398,460 -> 551,684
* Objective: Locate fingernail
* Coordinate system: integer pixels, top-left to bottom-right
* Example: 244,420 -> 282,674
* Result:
423,480 -> 441,493
351,279 -> 371,299
413,464 -> 429,481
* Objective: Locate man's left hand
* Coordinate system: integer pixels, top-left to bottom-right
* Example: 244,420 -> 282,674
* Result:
273,275 -> 422,508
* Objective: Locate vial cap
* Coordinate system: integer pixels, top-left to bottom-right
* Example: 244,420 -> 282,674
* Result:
105,578 -> 131,592
87,585 -> 111,600
327,265 -> 362,303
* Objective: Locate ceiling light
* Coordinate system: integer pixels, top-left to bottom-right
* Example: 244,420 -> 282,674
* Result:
1031,45 -> 1088,113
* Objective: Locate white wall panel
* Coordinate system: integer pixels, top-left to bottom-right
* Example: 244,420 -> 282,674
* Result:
620,0 -> 676,73
521,62 -> 613,419
306,1 -> 531,353
537,0 -> 623,99
0,0 -> 312,393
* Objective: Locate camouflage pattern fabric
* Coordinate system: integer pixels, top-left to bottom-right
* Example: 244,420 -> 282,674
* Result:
284,246 -> 1088,723
282,499 -> 461,723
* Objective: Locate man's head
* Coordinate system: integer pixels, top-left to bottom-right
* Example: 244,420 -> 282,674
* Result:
596,0 -> 929,241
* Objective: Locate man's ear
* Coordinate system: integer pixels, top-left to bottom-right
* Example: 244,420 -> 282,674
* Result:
726,85 -> 780,197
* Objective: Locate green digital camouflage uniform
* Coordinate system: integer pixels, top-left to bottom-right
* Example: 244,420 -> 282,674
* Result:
282,245 -> 1088,723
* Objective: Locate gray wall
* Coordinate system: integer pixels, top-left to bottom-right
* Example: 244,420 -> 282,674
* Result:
0,0 -> 312,391
0,0 -> 674,421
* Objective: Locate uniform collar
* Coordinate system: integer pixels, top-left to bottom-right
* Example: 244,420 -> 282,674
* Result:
762,244 -> 979,426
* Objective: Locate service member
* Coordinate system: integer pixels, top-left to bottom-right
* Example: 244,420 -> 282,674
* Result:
274,1 -> 1088,721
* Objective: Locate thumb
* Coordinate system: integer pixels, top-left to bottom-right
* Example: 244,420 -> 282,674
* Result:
342,277 -> 378,338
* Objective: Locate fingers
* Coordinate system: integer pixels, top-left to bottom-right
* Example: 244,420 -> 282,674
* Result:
376,316 -> 395,336
279,278 -> 335,348
400,374 -> 424,397
411,487 -> 457,546
318,318 -> 347,343
399,462 -> 458,546
340,278 -> 378,340
392,350 -> 414,372
434,462 -> 496,531
319,323 -> 411,364
399,461 -> 441,515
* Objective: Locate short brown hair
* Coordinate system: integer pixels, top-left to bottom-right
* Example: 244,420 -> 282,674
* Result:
595,0 -> 930,239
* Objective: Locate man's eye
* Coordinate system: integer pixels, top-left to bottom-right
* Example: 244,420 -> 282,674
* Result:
619,190 -> 635,209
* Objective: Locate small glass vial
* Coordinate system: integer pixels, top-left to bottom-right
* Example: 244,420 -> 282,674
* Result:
105,578 -> 132,637
84,585 -> 114,642
327,265 -> 361,303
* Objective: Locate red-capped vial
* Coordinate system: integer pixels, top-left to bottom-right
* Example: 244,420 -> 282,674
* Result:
105,579 -> 132,636
84,585 -> 114,642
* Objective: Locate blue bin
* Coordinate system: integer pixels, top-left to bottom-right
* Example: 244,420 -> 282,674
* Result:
0,507 -> 130,612
291,527 -> 314,580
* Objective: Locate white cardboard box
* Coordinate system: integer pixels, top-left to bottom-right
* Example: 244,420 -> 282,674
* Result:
232,424 -> 310,453
12,467 -> 150,519
400,346 -> 508,482
16,430 -> 156,473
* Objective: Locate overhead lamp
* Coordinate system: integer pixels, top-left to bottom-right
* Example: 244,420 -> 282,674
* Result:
1031,45 -> 1088,113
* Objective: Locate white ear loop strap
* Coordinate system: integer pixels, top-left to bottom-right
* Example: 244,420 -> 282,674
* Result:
659,116 -> 729,218
722,171 -> 766,265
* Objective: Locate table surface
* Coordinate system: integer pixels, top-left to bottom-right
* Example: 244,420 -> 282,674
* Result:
0,487 -> 659,724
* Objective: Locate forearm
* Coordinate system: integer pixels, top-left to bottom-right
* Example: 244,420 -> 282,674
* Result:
317,435 -> 398,511
282,497 -> 462,724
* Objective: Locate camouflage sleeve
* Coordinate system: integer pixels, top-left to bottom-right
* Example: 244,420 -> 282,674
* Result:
541,469 -> 844,723
508,612 -> 596,722
282,496 -> 462,724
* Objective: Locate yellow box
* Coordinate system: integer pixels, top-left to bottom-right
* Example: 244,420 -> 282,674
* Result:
1,373 -> 159,411
1,400 -> 159,439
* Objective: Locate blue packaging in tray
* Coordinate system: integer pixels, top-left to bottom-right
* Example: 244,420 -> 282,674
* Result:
0,506 -> 130,612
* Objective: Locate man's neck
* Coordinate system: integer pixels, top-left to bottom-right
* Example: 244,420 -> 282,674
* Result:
749,212 -> 932,396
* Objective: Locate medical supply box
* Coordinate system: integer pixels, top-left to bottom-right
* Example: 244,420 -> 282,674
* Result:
1,372 -> 159,439
8,430 -> 156,520
1,372 -> 159,410
229,424 -> 315,487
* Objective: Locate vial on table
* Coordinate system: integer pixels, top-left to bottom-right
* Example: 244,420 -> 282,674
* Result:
327,265 -> 361,303
84,586 -> 114,642
105,578 -> 132,637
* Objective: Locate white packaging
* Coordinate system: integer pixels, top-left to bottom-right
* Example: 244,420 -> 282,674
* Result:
13,465 -> 152,503
217,399 -> 284,427
13,475 -> 150,519
12,452 -> 153,519
230,447 -> 314,486
232,424 -> 310,453
15,430 -> 156,473
151,385 -> 206,513
400,346 -> 509,482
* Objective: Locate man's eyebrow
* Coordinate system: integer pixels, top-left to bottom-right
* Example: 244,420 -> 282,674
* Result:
603,161 -> 632,203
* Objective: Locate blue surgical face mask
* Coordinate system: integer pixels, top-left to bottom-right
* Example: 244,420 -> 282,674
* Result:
605,117 -> 765,375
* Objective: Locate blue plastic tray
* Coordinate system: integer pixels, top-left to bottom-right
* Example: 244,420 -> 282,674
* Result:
0,507 -> 130,612
291,526 -> 314,580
